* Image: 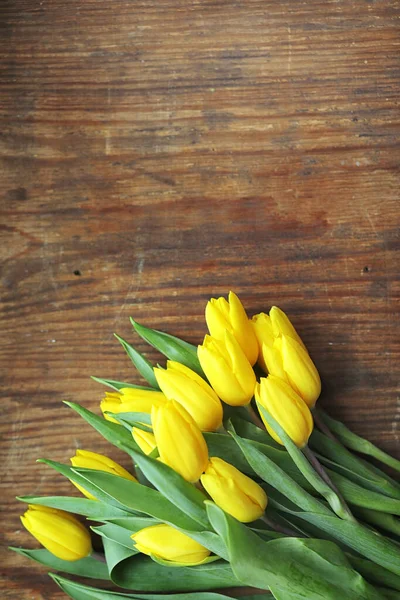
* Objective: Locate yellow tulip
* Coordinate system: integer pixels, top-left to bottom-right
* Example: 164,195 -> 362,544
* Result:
269,306 -> 306,350
132,524 -> 210,565
205,291 -> 259,365
201,457 -> 268,523
100,388 -> 167,423
263,335 -> 321,408
70,449 -> 136,500
251,312 -> 274,371
132,427 -> 157,455
152,400 -> 208,483
252,307 -> 320,408
255,375 -> 313,448
21,505 -> 92,561
154,361 -> 223,431
197,331 -> 256,406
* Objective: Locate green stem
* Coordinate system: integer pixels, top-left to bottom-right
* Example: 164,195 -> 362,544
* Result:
319,409 -> 400,473
303,446 -> 357,522
246,403 -> 265,429
261,514 -> 300,538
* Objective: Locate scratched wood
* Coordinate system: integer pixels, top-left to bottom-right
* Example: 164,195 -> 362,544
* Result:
1,0 -> 399,598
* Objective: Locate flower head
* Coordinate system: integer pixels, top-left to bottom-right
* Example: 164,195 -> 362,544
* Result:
154,361 -> 223,431
21,505 -> 92,561
206,291 -> 258,365
255,375 -> 314,448
152,400 -> 208,482
70,449 -> 136,500
100,388 -> 167,423
131,524 -> 210,565
201,457 -> 267,522
198,331 -> 256,406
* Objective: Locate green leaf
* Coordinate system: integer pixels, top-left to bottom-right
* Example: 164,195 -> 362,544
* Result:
111,553 -> 242,591
92,523 -> 138,551
352,507 -> 400,537
310,428 -> 400,500
111,412 -> 152,429
328,470 -> 400,515
230,427 -> 330,516
38,460 -> 139,511
131,319 -> 204,377
91,377 -> 153,392
257,403 -> 354,521
64,402 -> 138,453
71,468 -> 202,532
103,536 -> 137,575
118,444 -> 209,529
231,429 -> 400,577
206,503 -> 385,600
103,516 -> 156,530
318,409 -> 400,473
9,548 -> 110,580
16,495 -> 132,520
114,334 -> 159,388
204,432 -> 313,492
347,556 -> 400,592
51,573 -> 256,600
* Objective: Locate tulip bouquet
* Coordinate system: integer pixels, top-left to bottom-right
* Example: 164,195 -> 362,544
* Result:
12,292 -> 400,600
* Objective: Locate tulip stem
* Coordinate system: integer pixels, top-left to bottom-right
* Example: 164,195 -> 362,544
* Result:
91,551 -> 106,563
312,407 -> 339,442
246,404 -> 265,430
261,515 -> 301,538
302,446 -> 356,522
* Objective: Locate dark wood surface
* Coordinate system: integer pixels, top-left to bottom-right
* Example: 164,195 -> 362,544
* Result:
1,1 -> 399,598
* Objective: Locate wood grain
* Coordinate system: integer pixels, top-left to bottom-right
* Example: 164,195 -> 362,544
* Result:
1,0 -> 399,598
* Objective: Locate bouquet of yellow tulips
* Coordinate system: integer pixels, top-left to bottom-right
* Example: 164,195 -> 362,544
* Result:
12,292 -> 400,600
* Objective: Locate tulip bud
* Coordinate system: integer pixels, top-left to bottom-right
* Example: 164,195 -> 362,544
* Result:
154,361 -> 223,431
132,427 -> 157,455
253,307 -> 321,408
201,457 -> 268,523
265,335 -> 321,408
251,312 -> 274,371
70,449 -> 136,500
269,306 -> 306,350
21,505 -> 92,561
198,331 -> 256,406
205,291 -> 259,365
100,388 -> 167,423
255,375 -> 313,448
131,524 -> 210,565
152,400 -> 208,482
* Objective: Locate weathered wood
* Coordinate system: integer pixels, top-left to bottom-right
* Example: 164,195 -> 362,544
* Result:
1,0 -> 399,598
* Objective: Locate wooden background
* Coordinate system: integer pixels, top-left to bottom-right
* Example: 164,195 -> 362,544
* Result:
1,0 -> 399,598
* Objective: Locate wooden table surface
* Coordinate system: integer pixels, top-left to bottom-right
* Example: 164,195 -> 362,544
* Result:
1,1 -> 399,598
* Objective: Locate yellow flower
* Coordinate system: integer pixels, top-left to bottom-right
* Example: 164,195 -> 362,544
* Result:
154,361 -> 223,431
205,291 -> 259,365
197,331 -> 256,406
252,307 -> 321,408
152,400 -> 208,483
20,505 -> 92,561
269,335 -> 321,408
201,457 -> 268,523
132,427 -> 157,455
100,388 -> 167,423
70,449 -> 136,500
251,312 -> 274,371
255,375 -> 313,448
269,306 -> 306,349
131,524 -> 210,565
